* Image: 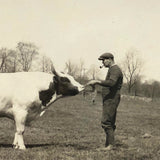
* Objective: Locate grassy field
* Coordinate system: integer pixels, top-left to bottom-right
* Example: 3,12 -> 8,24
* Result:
0,94 -> 160,160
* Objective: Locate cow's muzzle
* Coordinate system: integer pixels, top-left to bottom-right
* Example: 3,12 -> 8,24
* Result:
78,85 -> 85,92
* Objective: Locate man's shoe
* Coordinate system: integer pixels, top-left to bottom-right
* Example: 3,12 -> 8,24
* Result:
97,145 -> 114,151
105,145 -> 113,150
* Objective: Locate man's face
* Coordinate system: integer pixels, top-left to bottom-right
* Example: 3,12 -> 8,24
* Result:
102,58 -> 111,68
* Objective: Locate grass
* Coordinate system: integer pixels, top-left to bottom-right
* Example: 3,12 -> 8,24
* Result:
0,94 -> 159,160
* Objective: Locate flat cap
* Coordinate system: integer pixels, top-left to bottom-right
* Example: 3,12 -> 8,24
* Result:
98,52 -> 114,60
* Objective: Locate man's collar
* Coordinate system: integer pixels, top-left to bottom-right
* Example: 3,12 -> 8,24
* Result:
109,63 -> 116,68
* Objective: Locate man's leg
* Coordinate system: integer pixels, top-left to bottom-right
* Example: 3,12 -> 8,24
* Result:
98,127 -> 114,151
112,94 -> 120,131
105,131 -> 109,147
101,98 -> 117,147
105,128 -> 114,145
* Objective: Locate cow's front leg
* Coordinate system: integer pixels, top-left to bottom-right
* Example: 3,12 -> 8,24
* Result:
13,132 -> 18,149
13,110 -> 27,150
15,119 -> 26,150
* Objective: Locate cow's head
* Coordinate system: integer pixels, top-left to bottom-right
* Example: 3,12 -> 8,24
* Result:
52,66 -> 84,96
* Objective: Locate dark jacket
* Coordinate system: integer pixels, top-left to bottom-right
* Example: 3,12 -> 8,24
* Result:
101,65 -> 123,99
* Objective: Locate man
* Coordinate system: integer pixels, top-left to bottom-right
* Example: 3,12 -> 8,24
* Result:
86,52 -> 123,150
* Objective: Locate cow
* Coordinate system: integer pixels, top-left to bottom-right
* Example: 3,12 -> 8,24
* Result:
0,68 -> 84,150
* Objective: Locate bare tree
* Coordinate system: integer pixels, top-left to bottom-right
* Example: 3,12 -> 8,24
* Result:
151,81 -> 160,100
64,59 -> 78,77
41,55 -> 53,73
0,48 -> 17,72
16,42 -> 39,71
141,80 -> 160,99
141,81 -> 152,98
6,50 -> 18,72
87,64 -> 101,80
77,58 -> 85,79
0,48 -> 8,72
133,75 -> 142,96
12,50 -> 18,72
121,49 -> 143,94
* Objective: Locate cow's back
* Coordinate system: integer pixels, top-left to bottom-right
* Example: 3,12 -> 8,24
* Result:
0,72 -> 54,105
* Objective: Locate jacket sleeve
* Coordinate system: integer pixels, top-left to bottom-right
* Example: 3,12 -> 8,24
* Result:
100,67 -> 120,87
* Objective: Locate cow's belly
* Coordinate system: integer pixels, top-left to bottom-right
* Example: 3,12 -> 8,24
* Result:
0,97 -> 14,119
0,110 -> 14,120
26,101 -> 44,123
0,99 -> 43,122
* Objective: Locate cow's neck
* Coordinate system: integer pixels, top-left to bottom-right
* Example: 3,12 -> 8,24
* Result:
40,93 -> 63,117
54,78 -> 61,95
39,78 -> 57,106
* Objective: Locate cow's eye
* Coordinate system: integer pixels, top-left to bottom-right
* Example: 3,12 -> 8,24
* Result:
60,77 -> 70,83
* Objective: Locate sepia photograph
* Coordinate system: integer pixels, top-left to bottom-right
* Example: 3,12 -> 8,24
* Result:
0,0 -> 159,159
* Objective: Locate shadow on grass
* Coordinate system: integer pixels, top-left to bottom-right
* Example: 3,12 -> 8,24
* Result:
0,143 -> 90,150
0,143 -> 12,148
27,142 -> 90,150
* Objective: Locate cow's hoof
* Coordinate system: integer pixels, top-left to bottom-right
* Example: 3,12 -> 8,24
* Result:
19,145 -> 26,150
13,144 -> 26,150
13,144 -> 18,149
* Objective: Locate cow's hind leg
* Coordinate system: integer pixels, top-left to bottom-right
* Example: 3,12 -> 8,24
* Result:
13,109 -> 27,150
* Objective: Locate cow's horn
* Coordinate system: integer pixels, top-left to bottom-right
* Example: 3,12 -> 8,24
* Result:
51,64 -> 59,77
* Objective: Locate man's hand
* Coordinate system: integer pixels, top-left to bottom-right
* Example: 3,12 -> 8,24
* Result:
85,80 -> 101,86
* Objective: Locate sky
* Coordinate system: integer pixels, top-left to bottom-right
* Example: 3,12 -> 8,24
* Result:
0,0 -> 160,81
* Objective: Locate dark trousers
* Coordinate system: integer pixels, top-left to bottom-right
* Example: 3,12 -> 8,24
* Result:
101,94 -> 120,146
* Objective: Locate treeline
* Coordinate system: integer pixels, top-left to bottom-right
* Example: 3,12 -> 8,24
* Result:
121,81 -> 160,101
0,42 -> 101,80
0,42 -> 53,73
90,80 -> 160,102
0,42 -> 160,100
